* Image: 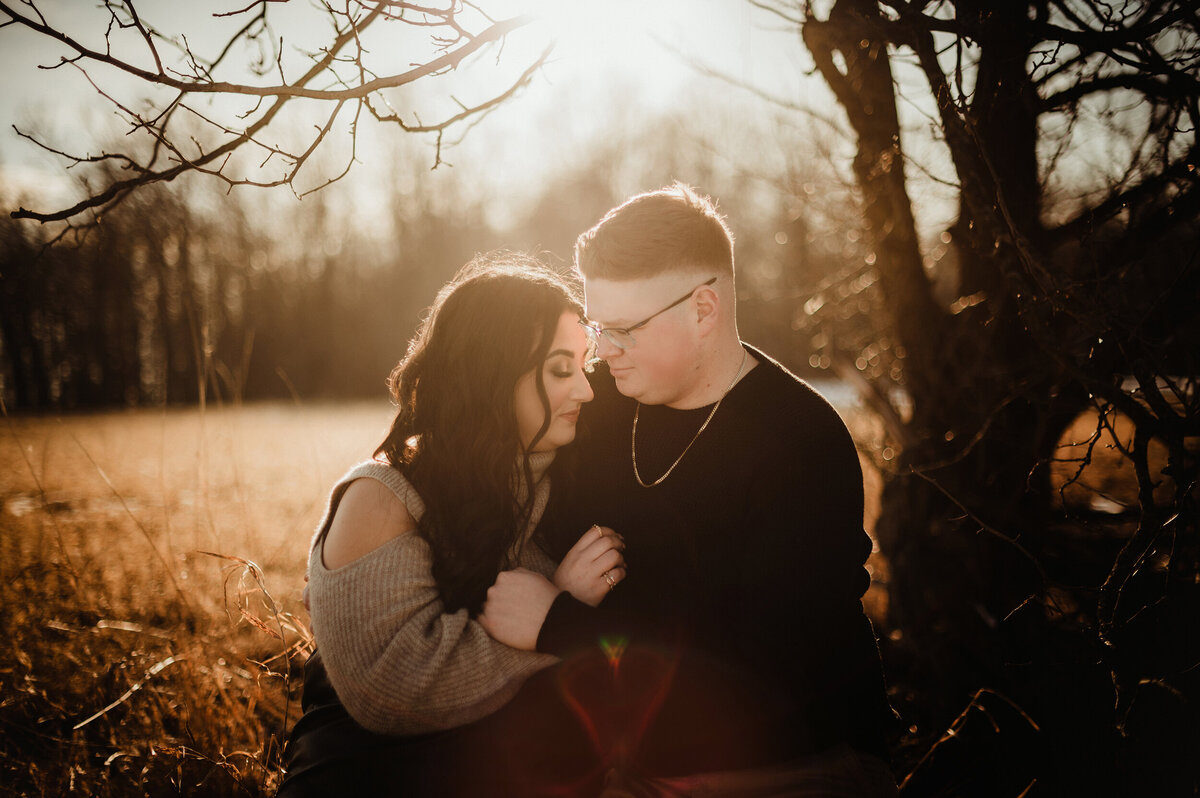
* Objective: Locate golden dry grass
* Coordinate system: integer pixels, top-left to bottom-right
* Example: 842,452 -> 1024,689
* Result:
1,400 -> 392,796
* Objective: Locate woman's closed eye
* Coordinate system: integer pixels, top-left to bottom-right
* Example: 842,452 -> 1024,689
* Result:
547,356 -> 579,379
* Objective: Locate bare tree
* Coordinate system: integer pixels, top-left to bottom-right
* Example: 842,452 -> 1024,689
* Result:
753,0 -> 1199,790
2,0 -> 550,228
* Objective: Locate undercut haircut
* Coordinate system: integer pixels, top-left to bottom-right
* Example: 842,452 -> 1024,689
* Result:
575,182 -> 735,281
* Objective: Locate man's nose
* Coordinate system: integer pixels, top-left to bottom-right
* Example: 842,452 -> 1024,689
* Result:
595,334 -> 623,360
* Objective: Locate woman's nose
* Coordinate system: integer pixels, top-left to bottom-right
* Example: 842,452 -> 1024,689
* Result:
573,369 -> 595,402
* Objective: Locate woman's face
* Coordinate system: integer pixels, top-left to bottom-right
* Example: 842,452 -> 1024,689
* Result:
514,311 -> 595,453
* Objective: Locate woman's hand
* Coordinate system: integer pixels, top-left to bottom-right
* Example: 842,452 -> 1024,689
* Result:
553,525 -> 626,607
478,568 -> 562,651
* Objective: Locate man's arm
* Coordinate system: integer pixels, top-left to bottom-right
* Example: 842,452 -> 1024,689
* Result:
479,526 -> 627,649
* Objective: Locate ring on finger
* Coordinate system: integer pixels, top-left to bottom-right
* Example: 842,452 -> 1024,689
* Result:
603,569 -> 618,589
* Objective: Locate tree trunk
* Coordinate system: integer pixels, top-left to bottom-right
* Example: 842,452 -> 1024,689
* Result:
804,0 -> 1088,733
799,0 -> 1200,787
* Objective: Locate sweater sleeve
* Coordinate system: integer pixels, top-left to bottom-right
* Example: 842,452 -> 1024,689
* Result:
306,470 -> 557,735
537,590 -> 607,656
535,568 -> 688,659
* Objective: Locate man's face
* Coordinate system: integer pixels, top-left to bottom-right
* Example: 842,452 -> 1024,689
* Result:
583,274 -> 709,406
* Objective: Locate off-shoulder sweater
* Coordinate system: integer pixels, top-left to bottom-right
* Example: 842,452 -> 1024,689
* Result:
304,453 -> 559,736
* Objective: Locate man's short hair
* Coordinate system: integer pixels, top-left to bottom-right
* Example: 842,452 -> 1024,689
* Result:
575,182 -> 735,280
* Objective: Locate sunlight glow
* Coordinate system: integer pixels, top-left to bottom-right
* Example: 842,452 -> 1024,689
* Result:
510,0 -> 763,109
526,0 -> 689,83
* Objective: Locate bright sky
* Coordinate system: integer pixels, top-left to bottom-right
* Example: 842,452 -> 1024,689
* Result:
0,0 -> 820,225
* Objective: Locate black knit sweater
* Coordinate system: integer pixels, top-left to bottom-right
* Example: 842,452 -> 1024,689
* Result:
535,344 -> 895,777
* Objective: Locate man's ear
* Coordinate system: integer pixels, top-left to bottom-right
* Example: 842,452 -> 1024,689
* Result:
693,283 -> 720,333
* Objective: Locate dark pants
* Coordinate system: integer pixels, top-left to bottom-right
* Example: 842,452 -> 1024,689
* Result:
276,653 -> 601,797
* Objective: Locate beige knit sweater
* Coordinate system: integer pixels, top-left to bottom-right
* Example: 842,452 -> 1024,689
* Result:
304,454 -> 559,735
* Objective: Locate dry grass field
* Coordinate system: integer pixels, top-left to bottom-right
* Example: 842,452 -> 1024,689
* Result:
0,400 -> 393,796
0,396 -> 1143,795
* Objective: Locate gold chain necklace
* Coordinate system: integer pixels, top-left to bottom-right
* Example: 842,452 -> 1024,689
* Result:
631,348 -> 748,488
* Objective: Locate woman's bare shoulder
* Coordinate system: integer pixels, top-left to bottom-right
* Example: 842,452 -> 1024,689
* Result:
321,477 -> 418,570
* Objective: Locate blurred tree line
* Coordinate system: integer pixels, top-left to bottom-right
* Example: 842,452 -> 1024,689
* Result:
0,108 -> 842,412
0,162 -> 494,409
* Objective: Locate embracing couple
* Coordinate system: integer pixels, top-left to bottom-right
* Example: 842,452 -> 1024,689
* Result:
278,184 -> 898,797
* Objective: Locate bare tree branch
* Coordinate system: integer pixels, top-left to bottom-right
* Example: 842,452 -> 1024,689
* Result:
3,1 -> 547,223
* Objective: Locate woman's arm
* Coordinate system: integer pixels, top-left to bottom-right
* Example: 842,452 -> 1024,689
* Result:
478,524 -> 626,650
321,478 -> 417,568
308,477 -> 557,736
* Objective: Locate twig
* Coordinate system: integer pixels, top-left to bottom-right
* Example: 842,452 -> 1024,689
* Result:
911,468 -> 1048,584
74,655 -> 184,730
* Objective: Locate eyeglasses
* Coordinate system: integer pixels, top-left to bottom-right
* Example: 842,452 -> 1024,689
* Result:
580,277 -> 717,352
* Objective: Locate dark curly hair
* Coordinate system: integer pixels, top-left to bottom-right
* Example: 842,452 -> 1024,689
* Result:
374,253 -> 584,614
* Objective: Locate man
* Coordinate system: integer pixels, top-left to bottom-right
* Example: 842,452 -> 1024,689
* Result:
481,183 -> 897,795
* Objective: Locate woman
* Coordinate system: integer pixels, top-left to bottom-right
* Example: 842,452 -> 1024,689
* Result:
278,254 -> 626,796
